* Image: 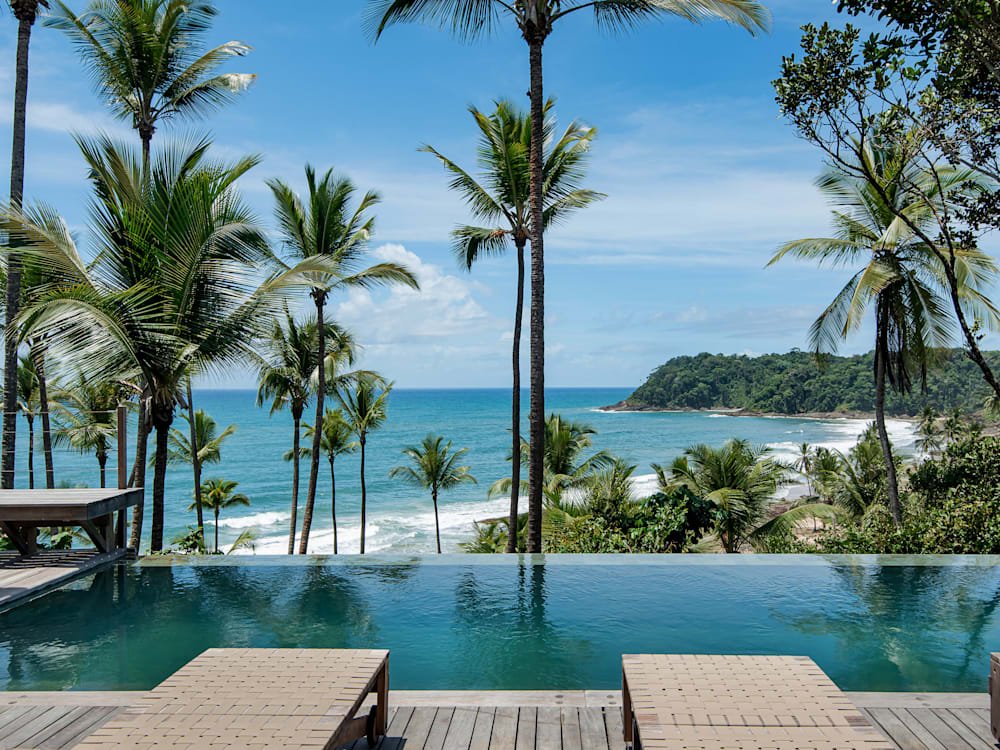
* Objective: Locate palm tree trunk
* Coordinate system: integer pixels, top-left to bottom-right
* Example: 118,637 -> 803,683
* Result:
525,34 -> 546,555
300,292 -> 327,554
2,5 -> 38,490
150,403 -> 173,552
359,436 -> 367,555
432,489 -> 441,554
330,456 -> 337,554
214,508 -> 220,554
128,391 -> 148,550
506,237 -> 526,553
26,415 -> 33,489
186,380 -> 205,544
288,411 -> 301,554
99,454 -> 106,489
32,348 -> 55,489
874,317 -> 902,526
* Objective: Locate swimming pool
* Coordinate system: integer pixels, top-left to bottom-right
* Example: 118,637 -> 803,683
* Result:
2,555 -> 998,692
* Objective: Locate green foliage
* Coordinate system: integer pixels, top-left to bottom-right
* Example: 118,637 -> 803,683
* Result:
626,349 -> 1000,415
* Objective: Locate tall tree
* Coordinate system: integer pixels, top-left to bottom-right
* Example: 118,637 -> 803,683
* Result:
8,135 -> 271,551
369,0 -> 770,552
390,434 -> 477,553
190,477 -> 248,553
46,0 -> 255,165
299,408 -> 357,554
267,166 -> 416,555
769,138 -> 998,524
337,374 -> 391,554
3,0 -> 49,490
15,354 -> 39,488
54,375 -> 126,488
422,98 -> 602,552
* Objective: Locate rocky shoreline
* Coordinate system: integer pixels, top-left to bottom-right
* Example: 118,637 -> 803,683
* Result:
600,400 -> 915,421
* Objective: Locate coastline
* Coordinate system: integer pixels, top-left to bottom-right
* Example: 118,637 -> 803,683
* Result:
600,401 -> 916,421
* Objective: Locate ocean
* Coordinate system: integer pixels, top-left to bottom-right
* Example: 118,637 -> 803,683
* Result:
14,388 -> 917,554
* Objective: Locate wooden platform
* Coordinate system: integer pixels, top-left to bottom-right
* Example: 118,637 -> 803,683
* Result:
0,550 -> 126,610
0,692 -> 992,750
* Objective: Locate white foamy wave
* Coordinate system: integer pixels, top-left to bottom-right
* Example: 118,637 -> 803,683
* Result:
217,511 -> 289,529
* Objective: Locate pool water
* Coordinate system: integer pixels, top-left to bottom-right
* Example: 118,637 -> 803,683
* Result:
2,555 -> 999,693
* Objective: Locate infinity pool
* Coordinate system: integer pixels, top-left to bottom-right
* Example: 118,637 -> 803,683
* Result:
2,555 -> 998,692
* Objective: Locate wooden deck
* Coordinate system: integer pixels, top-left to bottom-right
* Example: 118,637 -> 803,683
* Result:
0,692 -> 993,750
0,549 -> 126,610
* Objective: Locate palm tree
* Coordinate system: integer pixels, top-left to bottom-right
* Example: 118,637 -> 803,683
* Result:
46,0 -> 255,165
3,0 -> 49,490
16,355 -> 39,488
368,0 -> 771,554
793,442 -> 814,495
916,410 -> 943,458
161,405 -> 235,542
389,434 -> 477,553
768,138 -> 999,526
299,408 -> 357,554
189,477 -> 249,553
55,375 -> 126,488
8,135 -> 271,551
337,374 -> 391,554
267,166 -> 417,555
660,439 -> 833,552
423,98 -> 602,552
943,408 -> 967,443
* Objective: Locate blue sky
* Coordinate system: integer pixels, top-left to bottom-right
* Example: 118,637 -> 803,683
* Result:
2,1 -> 996,389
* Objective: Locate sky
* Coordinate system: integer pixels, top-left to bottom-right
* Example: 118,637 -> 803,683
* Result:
1,0 -> 997,389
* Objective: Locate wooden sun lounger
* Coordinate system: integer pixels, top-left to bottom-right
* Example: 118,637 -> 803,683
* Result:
622,654 -> 894,750
74,648 -> 389,750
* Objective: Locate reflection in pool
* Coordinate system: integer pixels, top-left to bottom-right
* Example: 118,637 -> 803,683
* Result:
2,555 -> 999,692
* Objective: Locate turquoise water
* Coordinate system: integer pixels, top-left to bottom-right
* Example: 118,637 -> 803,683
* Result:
11,388 -> 916,553
0,556 -> 995,692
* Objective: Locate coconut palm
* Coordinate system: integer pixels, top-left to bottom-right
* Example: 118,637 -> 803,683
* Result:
916,410 -> 943,458
793,442 -> 814,495
189,477 -> 249,553
768,137 -> 999,526
55,375 -> 127,488
267,166 -> 417,555
337,374 -> 391,554
368,0 -> 770,554
660,439 -> 835,552
45,0 -> 255,165
16,355 -> 40,488
8,135 -> 271,551
3,0 -> 49,490
943,408 -> 967,443
299,408 -> 357,554
390,434 -> 477,553
423,98 -> 602,552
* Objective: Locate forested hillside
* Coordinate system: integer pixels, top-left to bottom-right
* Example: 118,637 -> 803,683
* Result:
619,350 -> 1000,415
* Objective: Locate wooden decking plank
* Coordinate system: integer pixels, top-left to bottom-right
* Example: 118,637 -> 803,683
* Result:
900,707 -> 972,750
515,706 -> 536,750
442,707 -> 478,750
578,707 -> 608,750
425,707 -> 455,750
0,706 -> 69,749
603,706 -> 624,750
862,707 -> 927,750
0,705 -> 49,737
405,707 -> 439,750
931,708 -> 995,750
561,707 -> 583,750
469,707 -> 496,750
40,706 -> 122,750
379,705 -> 414,750
948,708 -> 994,743
536,707 -> 561,750
489,707 -> 518,750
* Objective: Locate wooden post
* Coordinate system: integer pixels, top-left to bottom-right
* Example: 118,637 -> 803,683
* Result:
115,405 -> 127,549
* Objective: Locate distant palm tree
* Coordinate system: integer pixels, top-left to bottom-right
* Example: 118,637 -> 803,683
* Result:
46,0 -> 255,165
190,477 -> 249,553
16,355 -> 40,488
390,434 -> 477,553
423,98 -> 602,552
769,138 -> 999,525
943,408 -> 967,443
299,408 -> 357,554
337,374 -> 391,554
3,0 -> 49,490
267,166 -> 417,555
55,376 -> 126,488
916,409 -> 943,458
369,0 -> 771,554
793,442 -> 814,495
8,136 -> 271,551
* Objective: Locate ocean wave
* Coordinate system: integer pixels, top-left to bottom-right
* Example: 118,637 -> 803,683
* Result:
217,510 -> 289,529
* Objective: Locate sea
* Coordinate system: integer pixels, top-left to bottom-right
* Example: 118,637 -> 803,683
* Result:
13,388 -> 918,554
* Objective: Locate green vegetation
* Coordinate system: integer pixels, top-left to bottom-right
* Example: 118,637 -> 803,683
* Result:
189,478 -> 249,554
625,349 -> 1000,415
300,409 -> 358,555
